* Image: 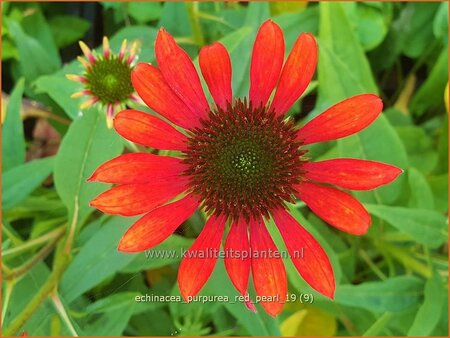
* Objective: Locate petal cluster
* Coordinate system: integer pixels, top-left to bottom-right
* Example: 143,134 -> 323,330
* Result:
89,19 -> 402,316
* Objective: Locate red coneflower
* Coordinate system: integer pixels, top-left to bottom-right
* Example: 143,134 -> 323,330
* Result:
67,37 -> 141,128
89,20 -> 402,316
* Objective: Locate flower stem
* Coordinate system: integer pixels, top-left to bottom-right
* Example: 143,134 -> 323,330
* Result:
187,2 -> 205,47
2,223 -> 24,246
51,292 -> 78,337
358,249 -> 387,280
63,198 -> 79,255
2,225 -> 66,260
5,235 -> 61,281
3,238 -> 72,336
3,241 -> 71,336
1,280 -> 15,323
381,244 -> 431,278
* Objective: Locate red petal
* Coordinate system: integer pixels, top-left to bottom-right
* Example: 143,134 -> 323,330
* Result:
178,214 -> 226,300
90,177 -> 189,216
114,109 -> 188,151
155,28 -> 210,119
304,159 -> 403,190
131,63 -> 201,129
224,219 -> 250,296
249,20 -> 285,107
295,182 -> 371,235
88,153 -> 186,184
270,33 -> 317,116
199,42 -> 232,111
272,208 -> 335,299
297,94 -> 383,145
118,194 -> 199,252
249,218 -> 286,317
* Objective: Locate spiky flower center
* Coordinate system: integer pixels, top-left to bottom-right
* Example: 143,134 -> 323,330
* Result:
86,56 -> 134,104
183,99 -> 306,221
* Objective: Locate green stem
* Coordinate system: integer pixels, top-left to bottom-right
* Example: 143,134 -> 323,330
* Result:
334,303 -> 359,335
125,140 -> 141,153
187,2 -> 205,46
2,223 -> 23,246
382,244 -> 431,278
64,198 -> 79,255
2,280 -> 15,323
196,11 -> 235,29
3,241 -> 71,336
5,235 -> 60,281
3,225 -> 66,260
359,249 -> 387,280
363,312 -> 392,336
2,263 -> 13,275
51,292 -> 78,337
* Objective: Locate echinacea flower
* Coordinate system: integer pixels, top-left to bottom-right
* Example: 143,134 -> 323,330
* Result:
67,37 -> 141,128
89,20 -> 402,316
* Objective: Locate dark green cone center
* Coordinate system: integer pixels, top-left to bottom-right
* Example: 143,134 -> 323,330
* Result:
213,138 -> 274,191
86,56 -> 133,104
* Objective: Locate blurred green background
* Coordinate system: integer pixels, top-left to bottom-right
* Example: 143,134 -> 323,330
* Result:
1,1 -> 448,336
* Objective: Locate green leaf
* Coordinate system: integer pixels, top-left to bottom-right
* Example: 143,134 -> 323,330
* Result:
367,24 -> 401,72
21,8 -> 60,67
408,167 -> 435,210
428,174 -> 449,213
1,38 -> 18,60
342,2 -> 390,51
109,25 -> 158,63
433,2 -> 448,44
85,292 -> 141,314
270,1 -> 308,16
410,49 -> 448,116
231,2 -> 270,98
434,115 -> 448,175
362,312 -> 392,336
365,204 -> 447,248
54,109 -> 123,227
2,78 -> 25,171
338,115 -> 408,205
158,2 -> 192,39
396,126 -> 438,175
83,301 -> 135,336
7,19 -> 59,87
34,61 -> 82,120
2,156 -> 54,210
408,271 -> 444,336
335,276 -> 423,312
400,2 -> 440,58
317,1 -> 377,109
60,216 -> 137,303
132,308 -> 175,336
273,6 -> 319,50
127,2 -> 162,23
49,16 -> 91,48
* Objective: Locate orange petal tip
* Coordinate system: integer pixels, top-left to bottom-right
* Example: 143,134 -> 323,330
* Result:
117,239 -> 134,253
